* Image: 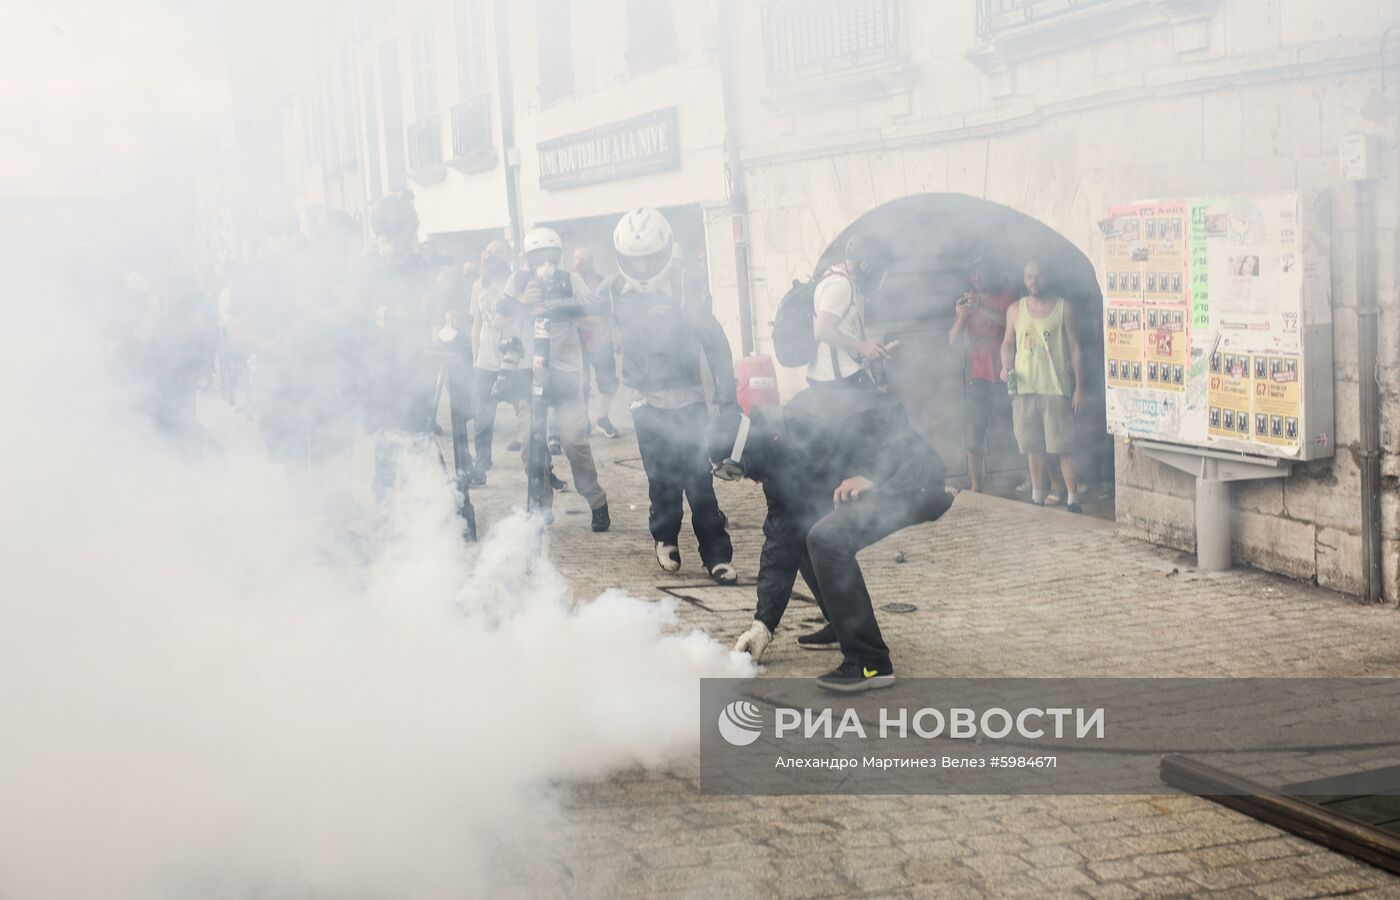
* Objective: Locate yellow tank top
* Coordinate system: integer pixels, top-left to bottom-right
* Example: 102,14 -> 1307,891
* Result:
1014,298 -> 1068,397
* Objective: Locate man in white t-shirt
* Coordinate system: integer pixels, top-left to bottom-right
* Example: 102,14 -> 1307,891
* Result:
808,235 -> 895,386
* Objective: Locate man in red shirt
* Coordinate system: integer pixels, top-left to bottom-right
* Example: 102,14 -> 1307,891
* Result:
948,261 -> 1015,492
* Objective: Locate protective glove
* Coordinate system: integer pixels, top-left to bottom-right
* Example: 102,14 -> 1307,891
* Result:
733,620 -> 772,661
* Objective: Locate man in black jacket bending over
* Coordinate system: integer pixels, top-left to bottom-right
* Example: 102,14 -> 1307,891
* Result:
707,385 -> 952,692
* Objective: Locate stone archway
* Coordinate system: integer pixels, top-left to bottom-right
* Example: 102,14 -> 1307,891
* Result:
816,192 -> 1112,512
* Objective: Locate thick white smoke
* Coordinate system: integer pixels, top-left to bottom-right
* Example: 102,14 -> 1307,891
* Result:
0,296 -> 754,899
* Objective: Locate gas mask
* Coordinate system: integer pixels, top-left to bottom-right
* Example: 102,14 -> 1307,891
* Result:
534,260 -> 558,281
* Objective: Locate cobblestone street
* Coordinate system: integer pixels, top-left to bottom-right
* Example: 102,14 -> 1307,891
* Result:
460,409 -> 1400,899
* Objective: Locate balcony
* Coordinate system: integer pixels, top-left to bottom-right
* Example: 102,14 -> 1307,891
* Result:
759,0 -> 915,113
406,115 -> 446,184
969,0 -> 1220,75
448,95 -> 496,173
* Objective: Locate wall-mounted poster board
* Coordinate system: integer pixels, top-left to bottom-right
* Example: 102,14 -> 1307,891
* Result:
1099,192 -> 1334,462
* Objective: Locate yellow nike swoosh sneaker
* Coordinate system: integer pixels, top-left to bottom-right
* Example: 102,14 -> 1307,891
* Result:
816,660 -> 895,693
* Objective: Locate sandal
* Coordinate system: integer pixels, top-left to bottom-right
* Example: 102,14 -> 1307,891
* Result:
1044,492 -> 1064,507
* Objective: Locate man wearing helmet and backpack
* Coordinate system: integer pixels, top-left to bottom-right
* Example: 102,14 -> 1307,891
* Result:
603,207 -> 739,585
500,226 -> 610,532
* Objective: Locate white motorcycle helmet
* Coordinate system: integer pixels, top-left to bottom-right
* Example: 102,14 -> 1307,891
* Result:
523,226 -> 563,279
613,207 -> 674,292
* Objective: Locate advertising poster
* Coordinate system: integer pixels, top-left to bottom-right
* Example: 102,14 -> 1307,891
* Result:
1207,351 -> 1253,440
1104,301 -> 1143,388
1252,352 -> 1303,447
1101,192 -> 1331,460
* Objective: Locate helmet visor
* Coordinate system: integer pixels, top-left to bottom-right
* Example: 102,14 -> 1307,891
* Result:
524,247 -> 562,270
618,247 -> 671,283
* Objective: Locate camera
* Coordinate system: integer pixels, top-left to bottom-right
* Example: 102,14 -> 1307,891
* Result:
491,337 -> 524,400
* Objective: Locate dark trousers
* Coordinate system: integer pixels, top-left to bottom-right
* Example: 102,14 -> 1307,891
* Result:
755,526 -> 826,634
632,402 -> 732,568
804,484 -> 953,668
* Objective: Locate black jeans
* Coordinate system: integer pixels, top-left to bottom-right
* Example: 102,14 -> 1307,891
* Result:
631,402 -> 732,568
804,483 -> 953,669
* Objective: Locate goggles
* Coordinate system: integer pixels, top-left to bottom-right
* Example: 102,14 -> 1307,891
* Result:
711,414 -> 751,482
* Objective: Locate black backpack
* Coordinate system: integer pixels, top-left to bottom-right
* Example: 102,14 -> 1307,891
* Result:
772,268 -> 851,368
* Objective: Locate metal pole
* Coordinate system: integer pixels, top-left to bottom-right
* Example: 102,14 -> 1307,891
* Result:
1355,181 -> 1383,604
1195,458 -> 1233,572
526,317 -> 552,517
492,0 -> 523,250
717,0 -> 755,357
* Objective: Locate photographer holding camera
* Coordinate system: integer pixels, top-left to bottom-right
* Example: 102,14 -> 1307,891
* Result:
707,384 -> 952,692
467,240 -> 520,485
808,235 -> 899,389
500,227 -> 610,531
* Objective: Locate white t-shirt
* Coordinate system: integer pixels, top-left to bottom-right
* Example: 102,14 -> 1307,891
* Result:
806,268 -> 865,383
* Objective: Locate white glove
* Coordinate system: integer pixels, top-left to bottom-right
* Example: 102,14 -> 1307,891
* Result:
734,620 -> 772,661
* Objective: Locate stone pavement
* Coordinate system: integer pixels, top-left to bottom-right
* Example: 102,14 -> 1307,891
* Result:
458,406 -> 1400,899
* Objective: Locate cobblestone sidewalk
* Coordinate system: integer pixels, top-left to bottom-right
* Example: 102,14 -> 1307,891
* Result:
460,409 -> 1400,899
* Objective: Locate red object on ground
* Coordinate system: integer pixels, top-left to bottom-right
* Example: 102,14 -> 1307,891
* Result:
735,353 -> 781,414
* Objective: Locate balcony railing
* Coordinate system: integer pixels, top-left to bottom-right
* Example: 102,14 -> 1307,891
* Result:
977,0 -> 1115,38
450,95 -> 493,162
761,0 -> 900,87
406,115 -> 443,173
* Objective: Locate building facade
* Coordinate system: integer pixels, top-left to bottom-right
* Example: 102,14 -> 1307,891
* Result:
254,0 -> 1399,602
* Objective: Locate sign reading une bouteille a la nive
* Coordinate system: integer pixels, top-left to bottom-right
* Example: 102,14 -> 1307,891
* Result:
536,107 -> 680,191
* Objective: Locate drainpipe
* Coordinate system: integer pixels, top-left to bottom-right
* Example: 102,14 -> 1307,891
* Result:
1356,180 -> 1384,604
717,0 -> 755,356
493,0 -> 523,249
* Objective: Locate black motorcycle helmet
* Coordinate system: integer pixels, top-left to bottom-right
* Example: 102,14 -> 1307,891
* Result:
844,234 -> 889,293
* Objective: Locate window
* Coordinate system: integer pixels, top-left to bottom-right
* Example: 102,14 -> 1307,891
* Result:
977,0 -> 1115,37
362,63 -> 382,199
455,0 -> 489,99
377,39 -> 407,190
410,13 -> 438,120
627,0 -> 678,75
535,0 -> 574,103
761,0 -> 899,87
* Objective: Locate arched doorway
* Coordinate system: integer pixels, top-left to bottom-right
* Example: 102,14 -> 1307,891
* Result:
816,193 -> 1112,516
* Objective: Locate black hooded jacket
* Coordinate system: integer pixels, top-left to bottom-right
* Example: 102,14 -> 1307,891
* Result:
747,386 -> 945,540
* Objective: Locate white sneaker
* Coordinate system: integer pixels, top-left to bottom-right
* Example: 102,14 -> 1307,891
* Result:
656,542 -> 681,572
709,562 -> 738,585
733,620 -> 772,661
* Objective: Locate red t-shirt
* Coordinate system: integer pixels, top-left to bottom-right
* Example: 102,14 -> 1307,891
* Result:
965,291 -> 1016,383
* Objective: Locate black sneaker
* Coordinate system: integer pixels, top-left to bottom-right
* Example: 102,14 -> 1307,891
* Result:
1065,502 -> 1083,514
591,503 -> 611,532
468,468 -> 487,487
549,472 -> 568,492
815,659 -> 895,693
796,624 -> 839,650
596,417 -> 620,439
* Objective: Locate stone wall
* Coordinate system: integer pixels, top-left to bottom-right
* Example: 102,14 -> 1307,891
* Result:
730,4 -> 1400,601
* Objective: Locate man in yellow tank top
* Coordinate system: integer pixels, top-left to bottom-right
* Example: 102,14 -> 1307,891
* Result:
999,259 -> 1085,512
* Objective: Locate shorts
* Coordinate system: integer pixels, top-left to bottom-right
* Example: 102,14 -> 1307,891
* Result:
962,379 -> 996,451
1012,394 -> 1072,455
